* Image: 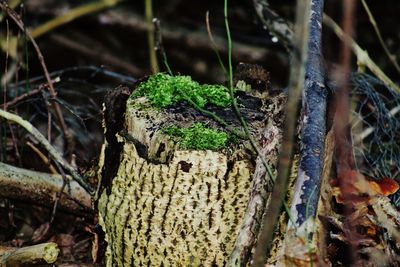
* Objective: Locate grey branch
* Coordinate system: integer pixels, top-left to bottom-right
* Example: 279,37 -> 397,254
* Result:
0,162 -> 92,215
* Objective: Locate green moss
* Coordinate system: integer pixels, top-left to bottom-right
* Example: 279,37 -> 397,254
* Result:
130,73 -> 231,108
163,123 -> 229,151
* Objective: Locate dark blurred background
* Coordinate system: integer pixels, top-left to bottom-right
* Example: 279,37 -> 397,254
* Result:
3,0 -> 398,87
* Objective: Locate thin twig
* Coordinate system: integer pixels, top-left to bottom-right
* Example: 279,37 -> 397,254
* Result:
205,11 -> 227,77
26,141 -> 58,174
3,19 -> 9,110
354,104 -> 400,143
9,66 -> 136,88
50,161 -> 68,224
153,18 -> 172,74
323,14 -> 400,93
0,108 -> 93,194
252,0 -> 311,264
1,87 -> 43,109
50,34 -> 142,76
360,0 -> 400,74
0,1 -> 74,157
224,0 -> 274,183
333,0 -> 359,264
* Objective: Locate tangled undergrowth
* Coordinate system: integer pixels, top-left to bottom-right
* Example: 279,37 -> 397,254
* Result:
350,73 -> 400,206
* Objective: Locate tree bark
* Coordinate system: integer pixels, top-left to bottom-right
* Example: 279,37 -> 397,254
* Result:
97,74 -> 286,266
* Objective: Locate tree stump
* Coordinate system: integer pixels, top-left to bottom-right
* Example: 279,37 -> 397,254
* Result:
97,69 -> 286,266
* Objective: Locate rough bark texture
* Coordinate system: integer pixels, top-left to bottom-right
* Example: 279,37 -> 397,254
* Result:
228,92 -> 286,266
97,69 -> 286,266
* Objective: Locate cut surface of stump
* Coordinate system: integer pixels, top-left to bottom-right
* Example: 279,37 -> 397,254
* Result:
98,71 -> 286,266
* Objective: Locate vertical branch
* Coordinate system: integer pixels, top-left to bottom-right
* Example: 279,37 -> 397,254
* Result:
334,0 -> 356,174
334,0 -> 358,264
288,0 -> 326,228
224,0 -> 274,182
145,0 -> 159,73
153,19 -> 172,75
252,0 -> 312,265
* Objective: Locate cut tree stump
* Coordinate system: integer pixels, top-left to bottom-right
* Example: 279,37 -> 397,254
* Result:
97,68 -> 286,266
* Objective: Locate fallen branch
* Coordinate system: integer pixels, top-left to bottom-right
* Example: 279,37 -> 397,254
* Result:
0,162 -> 92,215
49,34 -> 142,76
0,108 -> 93,194
0,242 -> 59,266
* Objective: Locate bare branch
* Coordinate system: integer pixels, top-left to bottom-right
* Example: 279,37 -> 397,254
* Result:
0,162 -> 92,215
0,108 -> 93,194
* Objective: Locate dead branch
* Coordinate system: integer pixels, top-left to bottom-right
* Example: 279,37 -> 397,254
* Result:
0,1 -> 73,156
0,108 -> 93,194
288,0 -> 327,228
0,162 -> 92,215
0,242 -> 59,266
26,141 -> 58,174
30,0 -> 119,38
1,87 -> 43,109
323,14 -> 400,93
252,0 -> 293,51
